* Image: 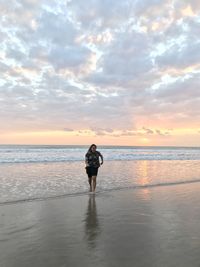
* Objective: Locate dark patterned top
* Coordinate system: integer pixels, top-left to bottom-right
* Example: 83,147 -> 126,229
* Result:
85,151 -> 103,168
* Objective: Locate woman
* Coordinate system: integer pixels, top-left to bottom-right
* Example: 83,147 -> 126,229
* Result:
85,144 -> 103,192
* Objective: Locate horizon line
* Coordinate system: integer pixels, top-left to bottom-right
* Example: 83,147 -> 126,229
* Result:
0,144 -> 200,148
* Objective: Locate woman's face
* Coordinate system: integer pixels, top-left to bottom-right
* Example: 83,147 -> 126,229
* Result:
91,145 -> 96,152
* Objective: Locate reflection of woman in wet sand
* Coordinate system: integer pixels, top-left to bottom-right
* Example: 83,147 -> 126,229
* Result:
84,195 -> 100,248
85,144 -> 103,192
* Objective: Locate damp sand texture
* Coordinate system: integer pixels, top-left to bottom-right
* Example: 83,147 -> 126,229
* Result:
1,182 -> 200,267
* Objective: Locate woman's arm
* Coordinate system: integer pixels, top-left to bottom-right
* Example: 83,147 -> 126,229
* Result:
85,154 -> 89,166
99,152 -> 103,165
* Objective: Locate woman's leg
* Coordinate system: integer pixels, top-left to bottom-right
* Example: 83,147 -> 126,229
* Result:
88,177 -> 92,191
86,167 -> 92,191
91,176 -> 97,192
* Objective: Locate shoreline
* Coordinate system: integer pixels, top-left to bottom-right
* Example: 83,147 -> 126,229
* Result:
1,177 -> 200,207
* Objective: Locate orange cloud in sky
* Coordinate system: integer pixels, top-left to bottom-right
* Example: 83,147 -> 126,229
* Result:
0,128 -> 199,146
181,5 -> 195,17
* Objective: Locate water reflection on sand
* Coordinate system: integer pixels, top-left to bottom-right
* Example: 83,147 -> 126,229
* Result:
84,194 -> 101,249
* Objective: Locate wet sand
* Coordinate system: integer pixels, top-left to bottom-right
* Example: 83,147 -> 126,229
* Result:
1,182 -> 200,267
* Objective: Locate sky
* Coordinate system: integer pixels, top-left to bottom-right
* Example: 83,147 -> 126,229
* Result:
0,0 -> 200,146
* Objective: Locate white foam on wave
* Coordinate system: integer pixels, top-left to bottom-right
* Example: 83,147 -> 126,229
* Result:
0,146 -> 200,163
1,178 -> 200,206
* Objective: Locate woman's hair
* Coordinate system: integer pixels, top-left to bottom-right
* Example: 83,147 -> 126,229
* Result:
88,144 -> 97,153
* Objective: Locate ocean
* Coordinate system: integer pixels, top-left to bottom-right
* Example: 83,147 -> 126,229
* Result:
1,145 -> 200,267
0,145 -> 200,204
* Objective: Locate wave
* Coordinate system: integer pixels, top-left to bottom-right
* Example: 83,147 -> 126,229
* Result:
1,178 -> 200,206
1,146 -> 200,163
0,159 -> 81,164
1,155 -> 200,163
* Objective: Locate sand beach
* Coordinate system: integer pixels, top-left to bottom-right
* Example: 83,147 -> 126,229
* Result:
1,181 -> 200,267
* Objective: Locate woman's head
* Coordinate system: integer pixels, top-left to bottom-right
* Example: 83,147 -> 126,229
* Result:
88,144 -> 97,153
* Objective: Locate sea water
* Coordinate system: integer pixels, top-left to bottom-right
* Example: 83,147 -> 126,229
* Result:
0,145 -> 200,204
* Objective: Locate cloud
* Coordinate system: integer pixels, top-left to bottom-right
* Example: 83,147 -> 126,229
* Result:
63,128 -> 74,132
143,127 -> 154,134
155,72 -> 200,102
156,42 -> 200,70
87,127 -> 172,138
0,0 -> 200,144
37,10 -> 77,45
47,45 -> 92,71
68,0 -> 133,29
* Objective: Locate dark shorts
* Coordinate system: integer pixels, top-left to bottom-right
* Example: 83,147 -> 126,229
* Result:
85,166 -> 99,177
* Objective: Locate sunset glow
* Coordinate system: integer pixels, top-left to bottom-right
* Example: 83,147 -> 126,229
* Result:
0,0 -> 200,146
